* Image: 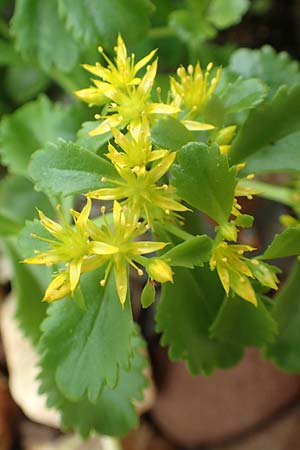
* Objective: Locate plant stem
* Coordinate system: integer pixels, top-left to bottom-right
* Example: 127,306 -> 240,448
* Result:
164,222 -> 195,240
239,179 -> 298,208
101,436 -> 123,450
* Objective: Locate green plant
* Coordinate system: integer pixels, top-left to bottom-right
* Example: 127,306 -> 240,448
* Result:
1,0 -> 300,443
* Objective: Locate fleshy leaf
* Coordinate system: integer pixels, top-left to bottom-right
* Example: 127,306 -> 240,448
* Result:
156,266 -> 243,375
38,269 -> 134,402
151,117 -> 194,152
141,281 -> 156,309
260,227 -> 300,260
162,235 -> 213,268
38,332 -> 148,437
0,95 -> 86,176
264,261 -> 300,371
230,84 -> 300,173
172,143 -> 237,225
229,46 -> 300,93
210,294 -> 277,347
220,77 -> 268,113
58,0 -> 154,48
30,140 -> 119,197
207,0 -> 250,29
11,0 -> 79,72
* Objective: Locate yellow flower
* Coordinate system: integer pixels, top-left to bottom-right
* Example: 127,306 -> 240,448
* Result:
106,118 -> 168,175
210,242 -> 279,305
88,201 -> 170,305
169,62 -> 221,130
87,152 -> 188,224
75,33 -> 157,106
89,59 -> 180,136
23,199 -> 98,301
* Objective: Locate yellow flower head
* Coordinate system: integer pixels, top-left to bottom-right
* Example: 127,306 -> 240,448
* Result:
87,151 -> 188,224
89,59 -> 179,136
88,201 -> 170,305
106,118 -> 169,175
23,199 -> 94,301
75,34 -> 157,106
170,62 -> 221,117
210,242 -> 279,305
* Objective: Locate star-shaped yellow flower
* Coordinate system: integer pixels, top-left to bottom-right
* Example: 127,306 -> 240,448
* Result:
87,152 -> 188,224
106,118 -> 169,175
75,33 -> 157,106
23,199 -> 99,301
210,242 -> 278,305
88,201 -> 172,305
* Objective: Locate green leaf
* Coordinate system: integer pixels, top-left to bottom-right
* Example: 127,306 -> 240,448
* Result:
156,267 -> 243,374
151,117 -> 194,152
141,281 -> 155,308
162,235 -> 213,268
0,175 -> 54,224
30,140 -> 119,197
0,95 -> 85,176
230,84 -> 300,172
58,0 -> 154,48
220,77 -> 268,113
38,269 -> 134,402
39,334 -> 147,437
207,0 -> 249,29
172,143 -> 237,225
3,240 -> 49,345
76,121 -> 112,153
0,211 -> 22,237
18,219 -> 53,258
11,0 -> 79,72
229,46 -> 300,93
4,66 -> 50,103
261,227 -> 300,260
264,261 -> 300,371
0,39 -> 20,66
210,295 -> 277,347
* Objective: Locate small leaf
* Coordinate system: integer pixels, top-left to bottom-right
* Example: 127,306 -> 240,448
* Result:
162,235 -> 213,268
39,332 -> 148,437
220,77 -> 268,113
156,267 -> 243,375
207,0 -> 250,29
151,117 -> 194,152
39,269 -> 134,402
229,45 -> 300,93
230,84 -> 300,172
264,261 -> 300,371
3,241 -> 49,345
76,121 -> 112,153
11,0 -> 79,72
58,0 -> 154,48
30,140 -> 119,197
172,143 -> 237,225
0,95 -> 85,176
141,281 -> 155,308
261,227 -> 300,260
210,295 -> 277,347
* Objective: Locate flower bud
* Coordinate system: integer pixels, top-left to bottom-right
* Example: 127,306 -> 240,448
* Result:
147,259 -> 173,283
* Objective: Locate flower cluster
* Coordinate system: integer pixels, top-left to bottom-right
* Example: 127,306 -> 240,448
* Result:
24,199 -> 172,305
25,35 -> 279,308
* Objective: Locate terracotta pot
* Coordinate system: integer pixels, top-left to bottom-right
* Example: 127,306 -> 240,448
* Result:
151,347 -> 300,447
